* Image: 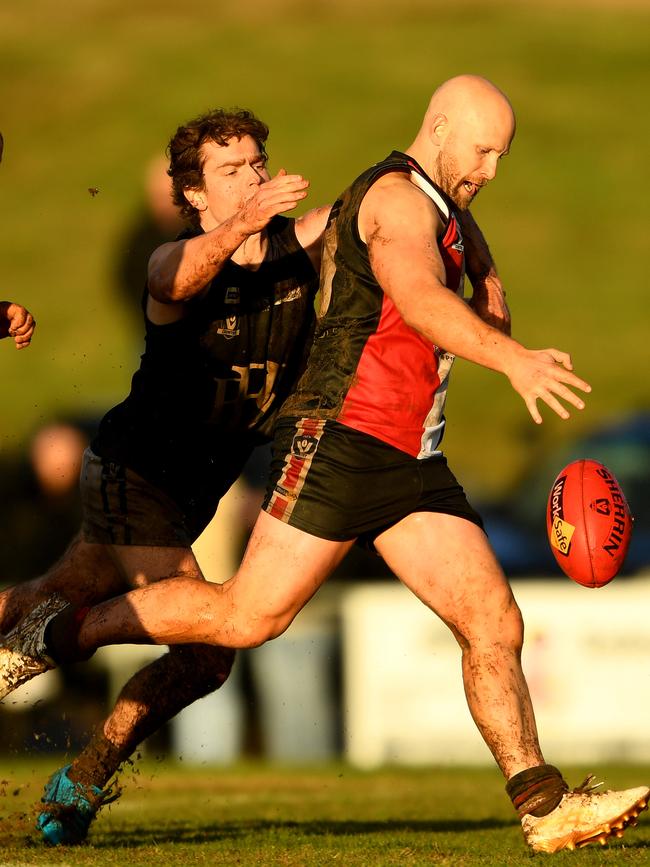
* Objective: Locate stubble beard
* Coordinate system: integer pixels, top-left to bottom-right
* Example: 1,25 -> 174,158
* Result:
434,150 -> 472,211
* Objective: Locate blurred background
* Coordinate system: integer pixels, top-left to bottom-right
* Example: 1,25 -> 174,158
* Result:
0,0 -> 648,766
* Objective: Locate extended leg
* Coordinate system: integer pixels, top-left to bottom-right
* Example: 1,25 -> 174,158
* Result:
71,512 -> 354,653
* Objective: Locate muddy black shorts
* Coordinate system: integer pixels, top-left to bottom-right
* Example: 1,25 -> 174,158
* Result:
263,418 -> 483,545
80,445 -> 251,547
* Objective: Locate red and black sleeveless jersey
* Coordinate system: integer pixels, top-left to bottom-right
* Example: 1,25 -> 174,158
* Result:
280,152 -> 465,458
92,215 -> 317,496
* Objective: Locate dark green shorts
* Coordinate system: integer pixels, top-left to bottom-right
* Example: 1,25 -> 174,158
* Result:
263,418 -> 483,545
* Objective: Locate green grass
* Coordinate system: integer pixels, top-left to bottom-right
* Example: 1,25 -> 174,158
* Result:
1,0 -> 649,497
0,760 -> 649,865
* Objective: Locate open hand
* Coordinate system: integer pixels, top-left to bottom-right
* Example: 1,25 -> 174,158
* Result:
505,347 -> 591,424
239,169 -> 310,234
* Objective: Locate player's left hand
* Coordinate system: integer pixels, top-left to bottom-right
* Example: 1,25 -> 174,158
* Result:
0,301 -> 36,348
503,346 -> 591,424
469,277 -> 511,335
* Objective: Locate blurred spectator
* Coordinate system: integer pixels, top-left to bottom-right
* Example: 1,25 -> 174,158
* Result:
114,155 -> 185,326
0,420 -> 93,582
30,422 -> 87,497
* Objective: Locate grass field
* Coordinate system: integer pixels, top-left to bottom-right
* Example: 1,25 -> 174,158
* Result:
0,760 -> 649,865
1,0 -> 649,498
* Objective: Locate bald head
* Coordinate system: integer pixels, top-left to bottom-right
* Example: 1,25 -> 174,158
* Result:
424,75 -> 514,130
408,75 -> 516,209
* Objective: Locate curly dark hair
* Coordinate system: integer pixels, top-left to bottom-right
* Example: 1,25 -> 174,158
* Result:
167,108 -> 269,225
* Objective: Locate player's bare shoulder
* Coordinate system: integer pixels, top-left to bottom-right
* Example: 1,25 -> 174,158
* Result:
359,171 -> 443,246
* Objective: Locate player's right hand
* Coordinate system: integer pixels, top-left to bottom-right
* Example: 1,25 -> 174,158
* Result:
238,169 -> 310,234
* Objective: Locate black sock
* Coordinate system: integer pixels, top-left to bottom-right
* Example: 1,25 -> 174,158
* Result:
43,605 -> 94,664
506,764 -> 569,818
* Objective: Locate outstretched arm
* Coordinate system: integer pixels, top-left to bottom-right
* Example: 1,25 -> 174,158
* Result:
0,301 -> 35,348
458,208 -> 511,336
359,175 -> 590,424
147,170 -> 310,303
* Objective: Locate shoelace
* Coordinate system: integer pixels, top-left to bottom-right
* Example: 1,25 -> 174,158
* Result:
572,775 -> 604,795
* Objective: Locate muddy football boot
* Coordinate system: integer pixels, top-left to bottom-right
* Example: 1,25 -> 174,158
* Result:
522,776 -> 649,853
37,764 -> 118,845
0,594 -> 69,701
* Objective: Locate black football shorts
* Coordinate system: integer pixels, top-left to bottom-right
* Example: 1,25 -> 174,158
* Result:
263,418 -> 483,545
80,447 -> 237,547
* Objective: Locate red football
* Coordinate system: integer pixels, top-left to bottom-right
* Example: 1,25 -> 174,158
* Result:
546,459 -> 633,587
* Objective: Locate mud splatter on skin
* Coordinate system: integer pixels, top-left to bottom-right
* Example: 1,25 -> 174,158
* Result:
70,643 -> 235,790
462,640 -> 543,778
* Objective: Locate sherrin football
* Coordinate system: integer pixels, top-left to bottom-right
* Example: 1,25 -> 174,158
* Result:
546,459 -> 633,588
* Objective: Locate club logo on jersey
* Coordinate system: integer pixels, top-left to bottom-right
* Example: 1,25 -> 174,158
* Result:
291,434 -> 318,458
549,475 -> 575,556
216,287 -> 240,338
589,498 -> 611,516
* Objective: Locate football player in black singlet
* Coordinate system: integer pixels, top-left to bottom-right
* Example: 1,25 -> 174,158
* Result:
0,101 -> 520,845
0,108 -> 328,844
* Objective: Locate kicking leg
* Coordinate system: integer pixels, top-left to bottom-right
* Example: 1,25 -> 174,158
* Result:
71,511 -> 354,653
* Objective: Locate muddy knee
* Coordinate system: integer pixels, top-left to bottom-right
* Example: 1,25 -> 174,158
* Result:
495,601 -> 525,654
451,600 -> 525,657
